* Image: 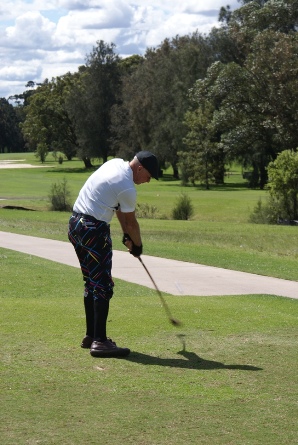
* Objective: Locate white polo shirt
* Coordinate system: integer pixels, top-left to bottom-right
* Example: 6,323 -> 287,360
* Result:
73,158 -> 136,223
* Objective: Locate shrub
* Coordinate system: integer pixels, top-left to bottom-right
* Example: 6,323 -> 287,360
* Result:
267,150 -> 298,221
249,194 -> 298,225
49,178 -> 72,211
249,198 -> 276,224
35,142 -> 48,163
172,193 -> 194,220
250,150 -> 298,224
136,203 -> 159,219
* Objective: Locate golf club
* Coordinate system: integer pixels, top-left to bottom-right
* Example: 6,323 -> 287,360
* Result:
137,256 -> 182,327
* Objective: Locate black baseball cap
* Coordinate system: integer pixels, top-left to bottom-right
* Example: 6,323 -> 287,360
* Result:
136,151 -> 159,180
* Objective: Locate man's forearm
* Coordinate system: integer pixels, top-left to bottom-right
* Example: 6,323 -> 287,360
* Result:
125,219 -> 142,246
116,210 -> 142,246
116,210 -> 127,233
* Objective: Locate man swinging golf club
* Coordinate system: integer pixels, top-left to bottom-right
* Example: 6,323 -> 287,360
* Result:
68,151 -> 159,358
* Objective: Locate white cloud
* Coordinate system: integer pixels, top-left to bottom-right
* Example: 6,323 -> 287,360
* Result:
0,60 -> 43,99
54,10 -> 124,45
0,61 -> 42,81
0,0 -> 240,99
144,10 -> 220,49
6,11 -> 56,49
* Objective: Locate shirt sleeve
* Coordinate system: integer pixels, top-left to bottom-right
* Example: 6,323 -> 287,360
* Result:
117,187 -> 136,213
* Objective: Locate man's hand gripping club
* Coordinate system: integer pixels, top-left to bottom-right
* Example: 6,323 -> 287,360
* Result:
122,233 -> 143,257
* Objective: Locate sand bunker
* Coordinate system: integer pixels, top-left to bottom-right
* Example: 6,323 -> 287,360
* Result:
0,160 -> 51,169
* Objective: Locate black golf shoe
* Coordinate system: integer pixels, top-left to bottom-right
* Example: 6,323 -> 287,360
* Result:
81,335 -> 94,349
90,338 -> 130,358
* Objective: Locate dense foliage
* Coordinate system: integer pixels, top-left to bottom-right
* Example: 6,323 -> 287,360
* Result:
0,98 -> 25,153
267,150 -> 298,220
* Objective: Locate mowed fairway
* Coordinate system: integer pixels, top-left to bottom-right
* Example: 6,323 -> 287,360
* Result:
1,250 -> 297,445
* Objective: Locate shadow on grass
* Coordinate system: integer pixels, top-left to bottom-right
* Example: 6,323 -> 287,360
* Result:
126,349 -> 262,371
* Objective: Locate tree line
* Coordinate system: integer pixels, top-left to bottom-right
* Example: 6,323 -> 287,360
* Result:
1,0 -> 298,189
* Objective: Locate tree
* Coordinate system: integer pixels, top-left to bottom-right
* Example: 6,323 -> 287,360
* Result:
199,60 -> 277,188
9,80 -> 42,107
187,15 -> 298,188
21,74 -> 79,160
184,0 -> 298,188
146,36 -> 211,177
180,103 -> 223,188
66,41 -> 122,164
267,150 -> 298,221
35,142 -> 48,163
247,31 -> 298,153
235,0 -> 298,34
111,33 -> 214,177
110,52 -> 155,162
0,98 -> 25,153
109,55 -> 145,160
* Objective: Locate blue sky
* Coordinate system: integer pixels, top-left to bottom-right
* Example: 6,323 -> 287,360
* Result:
0,0 -> 239,99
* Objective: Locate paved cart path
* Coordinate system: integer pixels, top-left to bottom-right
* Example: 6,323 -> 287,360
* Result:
0,231 -> 297,299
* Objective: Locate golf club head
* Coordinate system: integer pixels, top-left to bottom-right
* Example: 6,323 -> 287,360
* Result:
138,257 -> 182,328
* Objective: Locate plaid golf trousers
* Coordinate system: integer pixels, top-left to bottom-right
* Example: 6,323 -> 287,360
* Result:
68,212 -> 114,301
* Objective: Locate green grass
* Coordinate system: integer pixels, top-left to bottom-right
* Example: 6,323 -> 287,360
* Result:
0,157 -> 262,221
1,155 -> 297,444
0,159 -> 99,211
1,250 -> 297,445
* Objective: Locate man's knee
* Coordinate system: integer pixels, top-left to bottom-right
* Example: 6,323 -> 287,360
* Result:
93,289 -> 113,302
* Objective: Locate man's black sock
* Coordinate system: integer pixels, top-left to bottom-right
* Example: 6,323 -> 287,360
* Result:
94,298 -> 110,342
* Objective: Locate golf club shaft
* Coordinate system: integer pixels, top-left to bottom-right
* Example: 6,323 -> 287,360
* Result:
137,256 -> 178,323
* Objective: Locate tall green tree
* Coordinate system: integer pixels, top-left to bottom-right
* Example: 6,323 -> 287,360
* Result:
111,33 -> 214,176
185,0 -> 298,188
109,54 -> 145,159
0,98 -> 25,153
66,40 -> 122,164
146,35 -> 214,177
234,0 -> 298,33
21,74 -> 79,160
180,103 -> 223,188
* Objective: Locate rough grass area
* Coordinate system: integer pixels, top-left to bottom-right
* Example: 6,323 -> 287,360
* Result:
1,250 -> 297,445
